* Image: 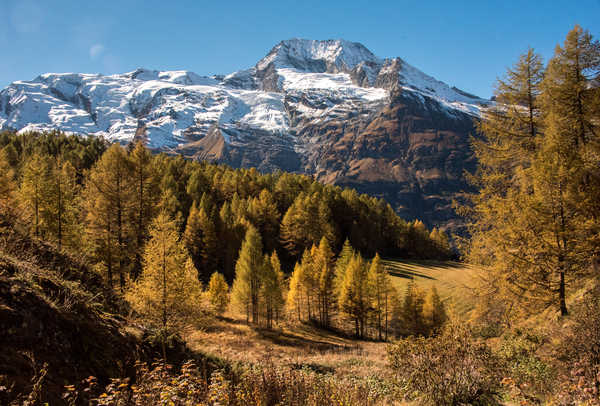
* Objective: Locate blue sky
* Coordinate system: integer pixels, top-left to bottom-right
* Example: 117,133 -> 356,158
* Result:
0,0 -> 598,98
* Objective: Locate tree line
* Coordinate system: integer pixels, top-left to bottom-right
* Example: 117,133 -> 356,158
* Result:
0,130 -> 451,290
0,129 -> 450,342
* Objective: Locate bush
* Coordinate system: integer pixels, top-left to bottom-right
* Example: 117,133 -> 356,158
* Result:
496,330 -> 554,403
388,323 -> 503,405
556,288 -> 600,405
62,359 -> 391,405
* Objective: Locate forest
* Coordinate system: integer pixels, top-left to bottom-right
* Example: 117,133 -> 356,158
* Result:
0,125 -> 451,341
0,24 -> 599,406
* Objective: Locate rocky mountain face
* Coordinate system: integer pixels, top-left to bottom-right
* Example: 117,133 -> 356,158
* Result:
0,39 -> 487,232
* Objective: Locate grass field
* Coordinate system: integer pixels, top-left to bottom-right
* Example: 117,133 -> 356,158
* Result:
383,259 -> 482,316
187,260 -> 482,384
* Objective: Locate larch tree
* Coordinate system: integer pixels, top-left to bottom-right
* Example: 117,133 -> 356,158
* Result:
219,201 -> 245,282
286,262 -> 306,321
231,226 -> 264,324
367,253 -> 390,340
338,254 -> 369,338
280,192 -> 336,258
423,286 -> 447,335
539,24 -> 600,286
261,251 -> 284,329
314,237 -> 335,328
18,153 -> 49,237
84,144 -> 133,290
247,189 -> 280,253
43,159 -> 79,250
128,142 -> 159,280
186,167 -> 210,204
126,212 -> 202,361
183,202 -> 202,264
401,282 -> 426,336
83,183 -> 116,285
300,247 -> 318,321
334,239 -> 354,299
465,45 -> 568,318
207,271 -> 230,316
0,148 -> 16,213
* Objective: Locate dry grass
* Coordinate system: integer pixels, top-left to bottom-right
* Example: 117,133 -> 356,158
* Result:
187,313 -> 392,381
186,260 -> 481,388
384,259 -> 482,316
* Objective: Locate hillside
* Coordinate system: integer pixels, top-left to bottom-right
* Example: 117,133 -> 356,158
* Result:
0,215 -> 219,404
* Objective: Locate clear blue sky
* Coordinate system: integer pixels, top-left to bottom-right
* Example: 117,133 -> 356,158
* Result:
1,0 -> 598,98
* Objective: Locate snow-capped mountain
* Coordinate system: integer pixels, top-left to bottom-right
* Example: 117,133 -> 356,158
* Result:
0,39 -> 487,231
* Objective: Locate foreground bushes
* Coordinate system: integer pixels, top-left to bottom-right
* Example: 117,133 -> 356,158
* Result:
62,360 -> 392,406
388,324 -> 504,405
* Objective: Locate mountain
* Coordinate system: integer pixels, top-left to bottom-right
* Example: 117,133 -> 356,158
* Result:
0,39 -> 488,231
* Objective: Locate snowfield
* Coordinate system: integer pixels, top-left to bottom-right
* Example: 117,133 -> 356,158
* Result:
0,39 -> 486,149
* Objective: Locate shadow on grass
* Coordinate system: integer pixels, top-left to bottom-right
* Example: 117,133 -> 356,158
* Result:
387,269 -> 436,280
256,328 -> 355,352
290,362 -> 335,374
383,259 -> 470,281
383,259 -> 466,270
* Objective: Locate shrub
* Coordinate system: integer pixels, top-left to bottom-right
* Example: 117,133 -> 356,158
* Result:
496,330 -> 554,402
63,359 -> 391,405
556,288 -> 600,405
388,323 -> 503,405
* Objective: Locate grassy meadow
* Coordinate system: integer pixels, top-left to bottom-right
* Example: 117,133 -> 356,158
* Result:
384,259 -> 482,316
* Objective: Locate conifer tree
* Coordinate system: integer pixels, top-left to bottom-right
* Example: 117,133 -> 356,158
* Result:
219,201 -> 244,282
423,286 -> 447,335
83,183 -> 115,285
184,202 -> 203,271
184,202 -> 219,282
84,144 -> 133,289
401,282 -> 426,336
338,255 -> 369,338
300,247 -> 318,321
129,142 -> 158,279
315,237 -> 335,328
126,212 -> 202,361
247,189 -> 280,253
261,251 -> 284,329
466,27 -> 599,317
157,172 -> 182,226
208,271 -> 229,316
186,167 -> 210,203
476,47 -> 544,169
286,262 -> 305,321
280,192 -> 336,257
43,159 -> 79,250
18,153 -> 49,237
367,253 -> 390,340
429,228 -> 451,259
0,148 -> 16,213
231,226 -> 264,324
334,239 -> 354,298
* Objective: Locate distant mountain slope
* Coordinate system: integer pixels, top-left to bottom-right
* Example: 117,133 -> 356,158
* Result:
0,39 -> 487,231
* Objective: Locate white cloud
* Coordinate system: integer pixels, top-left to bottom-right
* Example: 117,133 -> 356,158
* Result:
89,44 -> 105,60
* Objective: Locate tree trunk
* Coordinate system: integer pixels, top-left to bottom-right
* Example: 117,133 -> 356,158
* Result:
34,187 -> 39,237
559,271 -> 568,316
162,236 -> 168,363
57,175 -> 62,250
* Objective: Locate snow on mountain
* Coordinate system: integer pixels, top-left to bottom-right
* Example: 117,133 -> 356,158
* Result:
0,39 -> 486,149
257,39 -> 382,72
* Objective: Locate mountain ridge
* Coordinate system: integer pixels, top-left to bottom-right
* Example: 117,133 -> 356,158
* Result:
0,39 -> 485,231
